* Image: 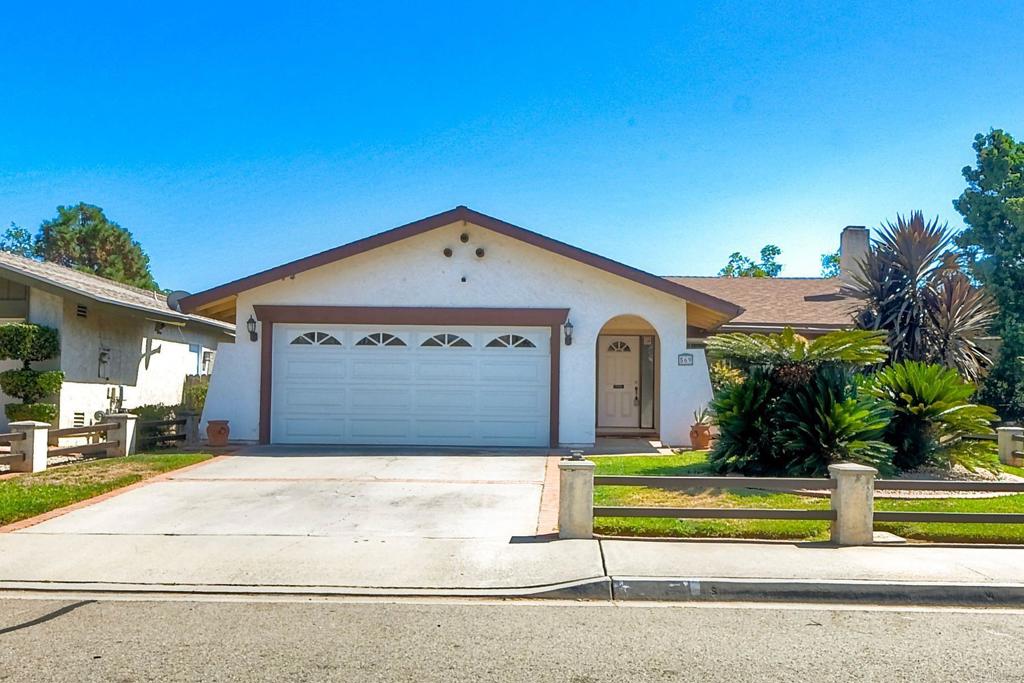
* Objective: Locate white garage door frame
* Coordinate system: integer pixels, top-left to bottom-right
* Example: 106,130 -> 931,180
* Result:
253,306 -> 570,448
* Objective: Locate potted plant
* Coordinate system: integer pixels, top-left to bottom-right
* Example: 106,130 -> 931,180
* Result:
689,406 -> 713,450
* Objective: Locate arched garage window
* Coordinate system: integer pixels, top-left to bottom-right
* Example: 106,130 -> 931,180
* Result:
485,334 -> 536,349
355,332 -> 407,347
290,331 -> 342,346
421,334 -> 471,348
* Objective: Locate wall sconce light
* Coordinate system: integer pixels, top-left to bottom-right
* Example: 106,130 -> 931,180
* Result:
154,322 -> 166,334
564,320 -> 574,346
247,315 -> 258,342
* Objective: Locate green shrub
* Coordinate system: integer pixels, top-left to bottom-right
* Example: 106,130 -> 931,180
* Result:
5,402 -> 58,422
775,365 -> 894,477
709,360 -> 745,393
865,361 -> 998,471
182,376 -> 209,412
129,403 -> 176,421
708,369 -> 784,475
0,323 -> 60,366
0,369 -> 64,403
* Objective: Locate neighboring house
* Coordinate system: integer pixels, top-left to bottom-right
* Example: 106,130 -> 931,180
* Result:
180,207 -> 864,449
0,251 -> 234,430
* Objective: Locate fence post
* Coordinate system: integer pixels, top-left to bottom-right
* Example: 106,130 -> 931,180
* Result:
828,463 -> 877,546
8,421 -> 50,473
997,427 -> 1024,466
558,458 -> 596,539
180,410 -> 200,448
105,413 -> 138,457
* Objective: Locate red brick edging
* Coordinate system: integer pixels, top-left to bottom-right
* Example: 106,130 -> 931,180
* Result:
536,455 -> 561,535
0,455 -> 231,534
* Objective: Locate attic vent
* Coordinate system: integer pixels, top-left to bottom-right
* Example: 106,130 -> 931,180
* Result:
76,304 -> 88,318
72,412 -> 86,427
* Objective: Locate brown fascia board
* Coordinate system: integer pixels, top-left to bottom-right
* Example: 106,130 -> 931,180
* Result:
179,206 -> 745,319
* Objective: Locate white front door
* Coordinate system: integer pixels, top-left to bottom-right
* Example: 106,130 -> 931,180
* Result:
597,335 -> 640,428
271,324 -> 550,447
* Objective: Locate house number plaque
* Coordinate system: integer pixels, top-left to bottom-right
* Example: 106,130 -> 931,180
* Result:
677,353 -> 694,366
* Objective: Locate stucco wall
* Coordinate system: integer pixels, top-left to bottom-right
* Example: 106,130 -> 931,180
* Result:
204,220 -> 714,446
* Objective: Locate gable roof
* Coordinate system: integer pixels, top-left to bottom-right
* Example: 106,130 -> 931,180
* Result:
665,276 -> 858,333
0,250 -> 233,334
179,206 -> 744,322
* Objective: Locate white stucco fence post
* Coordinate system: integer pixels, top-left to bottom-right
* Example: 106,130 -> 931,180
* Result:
997,427 -> 1024,466
179,410 -> 200,448
558,458 -> 596,539
7,421 -> 49,473
106,414 -> 138,457
828,463 -> 877,546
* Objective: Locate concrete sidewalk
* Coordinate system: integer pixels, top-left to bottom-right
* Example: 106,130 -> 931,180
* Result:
600,539 -> 1024,604
4,533 -> 1024,603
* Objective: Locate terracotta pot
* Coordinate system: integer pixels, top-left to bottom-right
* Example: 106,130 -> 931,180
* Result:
689,423 -> 712,450
206,419 -> 230,447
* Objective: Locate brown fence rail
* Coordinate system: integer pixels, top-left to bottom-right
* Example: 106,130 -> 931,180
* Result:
594,506 -> 835,521
49,441 -> 119,457
594,475 -> 836,492
49,422 -> 117,439
0,431 -> 26,444
138,417 -> 189,447
874,479 -> 1024,492
593,475 -> 837,522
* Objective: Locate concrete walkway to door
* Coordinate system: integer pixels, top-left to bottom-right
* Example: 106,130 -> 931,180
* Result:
0,447 -> 605,596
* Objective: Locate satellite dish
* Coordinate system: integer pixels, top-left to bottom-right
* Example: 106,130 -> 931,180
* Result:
166,290 -> 191,312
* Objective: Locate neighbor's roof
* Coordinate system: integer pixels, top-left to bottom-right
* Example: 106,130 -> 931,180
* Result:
179,206 -> 745,325
665,276 -> 858,332
0,250 -> 233,333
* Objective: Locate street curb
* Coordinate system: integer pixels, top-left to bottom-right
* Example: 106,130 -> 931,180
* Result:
0,577 -> 613,601
610,576 -> 1024,606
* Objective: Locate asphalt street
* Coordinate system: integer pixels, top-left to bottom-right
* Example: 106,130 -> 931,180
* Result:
1,596 -> 1022,682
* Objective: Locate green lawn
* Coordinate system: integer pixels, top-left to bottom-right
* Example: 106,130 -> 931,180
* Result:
592,451 -> 1024,543
0,453 -> 212,527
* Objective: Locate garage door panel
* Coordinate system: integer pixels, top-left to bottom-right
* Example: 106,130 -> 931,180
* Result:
280,418 -> 346,439
283,358 -> 346,379
349,418 -> 413,439
415,360 -> 476,381
348,387 -> 412,411
413,419 -> 476,440
413,388 -> 476,411
477,389 -> 546,414
273,324 -> 550,447
280,388 -> 346,412
479,360 -> 546,383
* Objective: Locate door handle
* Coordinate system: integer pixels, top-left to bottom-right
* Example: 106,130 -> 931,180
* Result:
634,384 -> 639,406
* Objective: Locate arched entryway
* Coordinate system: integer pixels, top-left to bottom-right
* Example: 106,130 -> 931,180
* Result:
595,314 -> 660,437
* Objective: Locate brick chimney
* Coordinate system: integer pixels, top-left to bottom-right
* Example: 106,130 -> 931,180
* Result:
839,226 -> 869,283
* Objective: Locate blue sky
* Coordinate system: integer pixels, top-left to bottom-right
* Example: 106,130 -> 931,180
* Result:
1,2 -> 1022,291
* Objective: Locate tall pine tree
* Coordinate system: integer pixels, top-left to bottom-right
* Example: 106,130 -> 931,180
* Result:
954,130 -> 1024,420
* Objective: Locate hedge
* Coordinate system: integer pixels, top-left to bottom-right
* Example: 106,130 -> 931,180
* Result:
0,324 -> 59,365
0,369 -> 64,404
5,402 -> 58,423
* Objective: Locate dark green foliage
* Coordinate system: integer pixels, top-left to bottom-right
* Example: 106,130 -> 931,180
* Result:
708,369 -> 783,475
954,129 -> 1024,420
848,211 -> 997,381
0,322 -> 62,424
719,245 -> 783,277
866,361 -> 998,472
0,324 -> 60,367
5,403 -> 58,422
0,369 -> 64,404
0,203 -> 160,291
774,366 -> 894,477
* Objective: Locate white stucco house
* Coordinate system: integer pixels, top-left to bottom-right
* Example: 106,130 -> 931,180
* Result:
0,251 -> 233,430
181,206 -> 864,448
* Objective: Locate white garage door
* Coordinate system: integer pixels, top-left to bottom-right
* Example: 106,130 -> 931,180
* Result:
271,324 -> 551,447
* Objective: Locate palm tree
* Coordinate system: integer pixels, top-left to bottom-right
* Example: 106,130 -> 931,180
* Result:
845,212 -> 997,381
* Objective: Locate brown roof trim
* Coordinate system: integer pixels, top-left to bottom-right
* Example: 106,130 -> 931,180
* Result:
180,206 -> 743,318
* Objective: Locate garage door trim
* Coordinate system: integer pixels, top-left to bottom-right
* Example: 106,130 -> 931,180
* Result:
253,306 -> 570,447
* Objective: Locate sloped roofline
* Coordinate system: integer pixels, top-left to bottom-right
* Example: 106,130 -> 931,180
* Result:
178,206 -> 744,318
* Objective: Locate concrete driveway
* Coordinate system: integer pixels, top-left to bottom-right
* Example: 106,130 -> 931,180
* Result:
0,448 -> 605,594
